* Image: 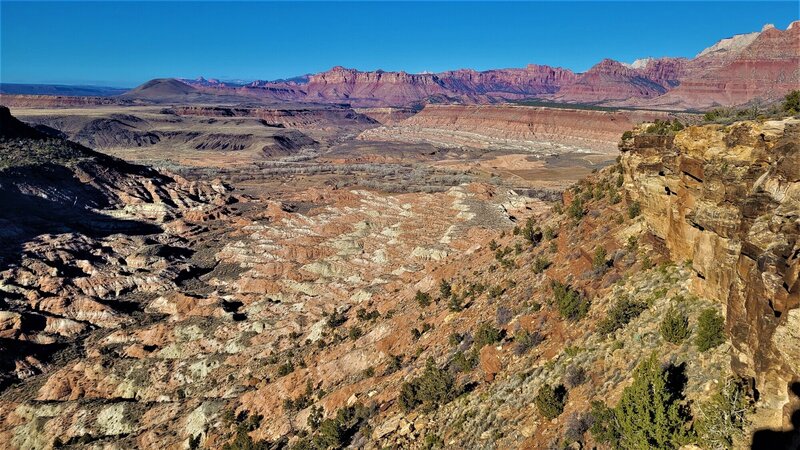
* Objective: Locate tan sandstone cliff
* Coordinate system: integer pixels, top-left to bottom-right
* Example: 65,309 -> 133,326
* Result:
620,118 -> 800,432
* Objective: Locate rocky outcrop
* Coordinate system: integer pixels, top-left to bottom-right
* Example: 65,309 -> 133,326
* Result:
359,104 -> 671,153
620,118 -> 800,430
170,105 -> 378,128
353,107 -> 417,125
0,94 -> 133,108
553,59 -> 673,103
0,106 -> 233,389
635,22 -> 800,109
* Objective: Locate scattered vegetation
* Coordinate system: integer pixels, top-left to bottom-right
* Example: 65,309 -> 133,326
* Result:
597,297 -> 646,335
784,90 -> 800,115
627,201 -> 641,219
520,217 -> 543,247
449,350 -> 479,373
695,378 -> 753,449
290,404 -> 373,450
590,353 -> 693,449
399,357 -> 457,412
531,255 -> 551,274
695,308 -> 725,352
474,322 -> 502,349
592,246 -> 608,270
513,329 -> 544,356
660,307 -> 690,344
563,364 -> 587,389
439,280 -> 452,299
415,290 -> 432,307
551,281 -> 590,321
535,384 -> 567,419
702,90 -> 800,123
567,197 -> 585,222
644,119 -> 684,135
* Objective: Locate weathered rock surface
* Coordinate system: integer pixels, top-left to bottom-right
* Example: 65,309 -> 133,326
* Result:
620,118 -> 800,430
359,104 -> 671,153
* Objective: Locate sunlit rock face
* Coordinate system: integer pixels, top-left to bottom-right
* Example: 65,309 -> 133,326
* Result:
620,118 -> 800,429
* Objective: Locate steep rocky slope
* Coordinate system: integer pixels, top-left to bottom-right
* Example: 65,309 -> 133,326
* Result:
359,104 -> 671,153
626,23 -> 800,110
0,106 -> 233,391
552,59 -> 676,103
620,117 -> 800,433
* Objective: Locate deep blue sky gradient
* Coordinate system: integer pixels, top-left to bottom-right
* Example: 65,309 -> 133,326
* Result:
1,1 -> 798,87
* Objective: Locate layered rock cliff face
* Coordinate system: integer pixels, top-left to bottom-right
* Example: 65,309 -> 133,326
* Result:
359,104 -> 670,153
620,118 -> 800,430
170,105 -> 378,128
0,95 -> 133,108
640,23 -> 800,109
553,59 -> 676,103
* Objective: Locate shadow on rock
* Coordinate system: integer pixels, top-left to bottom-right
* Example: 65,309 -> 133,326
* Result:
0,185 -> 162,272
751,382 -> 800,450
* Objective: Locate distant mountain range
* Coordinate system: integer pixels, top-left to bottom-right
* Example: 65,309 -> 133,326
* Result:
0,83 -> 128,97
4,22 -> 798,111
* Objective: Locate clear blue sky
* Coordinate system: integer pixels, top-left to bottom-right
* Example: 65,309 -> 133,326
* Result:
1,1 -> 797,87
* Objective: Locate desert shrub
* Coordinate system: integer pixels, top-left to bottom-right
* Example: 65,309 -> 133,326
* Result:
307,405 -> 324,430
660,307 -> 690,344
384,355 -> 403,376
627,201 -> 641,219
589,401 -> 620,445
544,226 -> 556,240
290,404 -> 372,450
593,246 -> 608,270
399,357 -> 457,412
552,281 -> 590,321
535,384 -> 567,419
276,361 -> 294,377
449,350 -> 479,373
348,326 -> 363,340
645,119 -> 684,135
564,412 -> 594,444
784,90 -> 800,115
474,322 -> 502,349
564,364 -> 587,389
591,353 -> 693,450
696,308 -> 725,352
415,290 -> 432,307
356,307 -> 380,321
597,297 -> 646,335
448,295 -> 464,312
568,197 -> 585,221
521,217 -> 543,246
422,434 -> 444,450
532,255 -> 551,274
222,412 -> 274,450
513,329 -> 544,356
695,378 -> 753,450
326,310 -> 347,328
496,306 -> 513,326
439,280 -> 452,299
621,130 -> 634,140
